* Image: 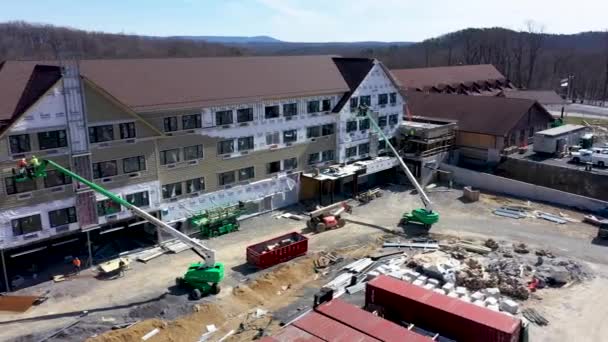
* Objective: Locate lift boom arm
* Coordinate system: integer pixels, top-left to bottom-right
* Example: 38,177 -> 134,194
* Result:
363,108 -> 434,212
43,159 -> 216,266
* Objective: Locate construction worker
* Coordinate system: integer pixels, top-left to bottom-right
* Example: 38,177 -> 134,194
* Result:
16,158 -> 27,177
72,256 -> 82,274
118,259 -> 127,278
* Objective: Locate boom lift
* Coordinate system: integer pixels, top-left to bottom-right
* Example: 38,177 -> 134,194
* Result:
14,158 -> 223,299
361,107 -> 440,228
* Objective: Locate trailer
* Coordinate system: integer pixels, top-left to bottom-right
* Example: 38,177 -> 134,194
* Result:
246,232 -> 308,269
533,124 -> 590,154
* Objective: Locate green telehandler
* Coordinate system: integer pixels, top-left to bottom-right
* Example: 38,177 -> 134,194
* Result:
14,158 -> 223,299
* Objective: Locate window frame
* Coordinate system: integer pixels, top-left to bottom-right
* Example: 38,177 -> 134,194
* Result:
283,103 -> 298,117
283,157 -> 298,171
266,132 -> 280,145
44,169 -> 72,188
92,160 -> 118,179
160,148 -> 181,165
308,152 -> 320,165
183,144 -> 204,161
163,117 -> 179,132
126,191 -> 150,207
97,199 -> 122,217
267,160 -> 282,174
306,126 -> 321,138
283,129 -> 297,143
264,105 -> 280,119
119,122 -> 136,139
218,171 -> 236,186
360,95 -> 371,107
389,114 -> 399,126
359,143 -> 370,155
322,150 -> 335,162
238,166 -> 255,181
48,207 -> 77,228
123,155 -> 146,173
322,124 -> 335,136
237,108 -> 254,123
237,136 -> 254,151
217,139 -> 235,155
9,134 -> 31,154
11,214 -> 42,236
378,116 -> 388,128
389,92 -> 397,105
346,120 -> 358,133
345,146 -> 358,158
322,99 -> 331,112
5,176 -> 37,195
216,110 -> 234,126
378,93 -> 388,106
186,177 -> 205,193
350,97 -> 359,111
162,182 -> 183,199
38,130 -> 68,150
182,114 -> 202,130
307,100 -> 320,114
359,118 -> 370,131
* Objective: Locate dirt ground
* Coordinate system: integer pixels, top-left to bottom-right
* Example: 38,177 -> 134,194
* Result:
2,185 -> 608,341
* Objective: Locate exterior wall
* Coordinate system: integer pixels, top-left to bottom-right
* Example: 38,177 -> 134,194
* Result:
506,105 -> 552,147
336,62 -> 404,163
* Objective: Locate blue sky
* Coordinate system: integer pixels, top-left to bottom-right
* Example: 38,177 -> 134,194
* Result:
1,0 -> 607,42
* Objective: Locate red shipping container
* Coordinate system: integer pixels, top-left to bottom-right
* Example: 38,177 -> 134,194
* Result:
293,311 -> 381,342
315,299 -> 433,342
265,325 -> 324,341
247,232 -> 308,268
366,275 -> 522,342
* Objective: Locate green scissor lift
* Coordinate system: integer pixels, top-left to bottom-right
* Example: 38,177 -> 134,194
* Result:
15,158 -> 224,299
189,203 -> 244,238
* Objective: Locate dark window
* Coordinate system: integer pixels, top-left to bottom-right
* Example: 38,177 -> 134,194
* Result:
238,166 -> 255,181
89,125 -> 114,143
186,177 -> 205,193
237,108 -> 254,123
389,114 -> 399,126
359,143 -> 370,155
237,136 -> 254,151
11,214 -> 42,236
160,149 -> 180,165
217,140 -> 234,155
123,156 -> 146,173
216,110 -> 233,125
389,92 -> 397,104
307,101 -> 320,113
283,103 -> 298,117
162,182 -> 183,199
283,130 -> 297,143
308,153 -> 320,165
307,126 -> 321,138
184,145 -> 204,160
126,191 -> 149,207
360,95 -> 371,107
38,130 -> 68,149
265,105 -> 280,119
266,132 -> 280,145
322,150 -> 335,161
267,161 -> 281,173
119,122 -> 136,139
359,118 -> 370,130
378,116 -> 388,128
48,207 -> 77,228
97,199 -> 121,216
163,117 -> 178,132
9,134 -> 31,153
322,124 -> 335,136
44,169 -> 72,188
182,114 -> 202,129
378,94 -> 388,105
346,120 -> 358,133
5,176 -> 36,195
345,146 -> 358,158
322,99 -> 331,112
218,171 -> 236,185
378,140 -> 387,150
350,97 -> 359,111
92,160 -> 118,179
284,157 -> 297,170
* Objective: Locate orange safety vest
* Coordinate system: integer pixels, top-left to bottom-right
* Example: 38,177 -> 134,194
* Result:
73,258 -> 81,267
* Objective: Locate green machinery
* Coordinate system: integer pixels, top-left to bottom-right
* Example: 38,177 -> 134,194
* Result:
362,107 -> 440,228
15,158 -> 223,299
189,203 -> 244,238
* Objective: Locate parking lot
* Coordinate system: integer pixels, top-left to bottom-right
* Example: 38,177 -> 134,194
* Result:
508,148 -> 608,176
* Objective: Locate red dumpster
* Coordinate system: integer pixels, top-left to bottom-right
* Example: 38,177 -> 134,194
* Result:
366,275 -> 522,342
246,231 -> 308,268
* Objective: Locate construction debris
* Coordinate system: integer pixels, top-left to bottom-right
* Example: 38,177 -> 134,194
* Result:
484,239 -> 499,251
455,242 -> 491,255
494,207 -> 527,219
462,186 -> 480,202
141,328 -> 160,340
536,212 -> 567,224
522,308 -> 549,326
383,241 -> 439,249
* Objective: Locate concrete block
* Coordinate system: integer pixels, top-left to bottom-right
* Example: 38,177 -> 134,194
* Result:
427,278 -> 440,286
455,286 -> 468,297
366,271 -> 379,281
410,271 -> 421,278
487,304 -> 500,312
484,297 -> 498,306
442,283 -> 455,292
499,299 -> 519,314
417,275 -> 428,284
484,288 -> 500,298
401,274 -> 414,283
423,283 -> 436,291
471,291 -> 485,301
473,300 -> 486,307
460,295 -> 471,303
447,292 -> 459,298
413,279 -> 425,287
433,288 -> 446,295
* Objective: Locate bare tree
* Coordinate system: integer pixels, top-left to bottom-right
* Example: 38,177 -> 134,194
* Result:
524,20 -> 545,88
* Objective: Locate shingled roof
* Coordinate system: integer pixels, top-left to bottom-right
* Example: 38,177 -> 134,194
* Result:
391,64 -> 507,92
406,92 -> 553,136
499,90 -> 565,105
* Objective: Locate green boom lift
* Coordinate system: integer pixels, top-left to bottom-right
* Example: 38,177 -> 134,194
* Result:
361,107 -> 440,228
15,158 -> 223,299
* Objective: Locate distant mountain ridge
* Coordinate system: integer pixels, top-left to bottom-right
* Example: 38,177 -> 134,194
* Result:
170,35 -> 283,43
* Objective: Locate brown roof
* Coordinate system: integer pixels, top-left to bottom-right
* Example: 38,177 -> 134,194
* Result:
78,56 -> 349,112
0,61 -> 38,121
391,64 -> 506,91
499,90 -> 565,105
406,92 -> 552,136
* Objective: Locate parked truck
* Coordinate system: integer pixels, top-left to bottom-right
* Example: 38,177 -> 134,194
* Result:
571,148 -> 608,167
